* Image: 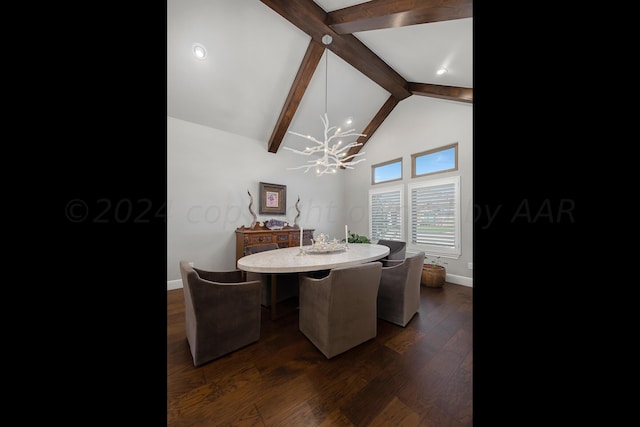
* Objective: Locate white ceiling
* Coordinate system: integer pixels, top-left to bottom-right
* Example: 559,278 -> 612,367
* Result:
167,0 -> 473,151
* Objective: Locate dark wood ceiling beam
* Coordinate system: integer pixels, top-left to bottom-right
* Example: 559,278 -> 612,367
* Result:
327,0 -> 473,34
343,95 -> 400,163
268,40 -> 325,153
260,0 -> 411,101
261,0 -> 471,154
332,33 -> 410,100
409,82 -> 473,103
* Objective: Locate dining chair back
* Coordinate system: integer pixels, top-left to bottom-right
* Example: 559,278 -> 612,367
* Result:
179,260 -> 261,367
244,243 -> 298,306
244,243 -> 279,255
298,261 -> 383,359
377,251 -> 425,327
377,239 -> 407,261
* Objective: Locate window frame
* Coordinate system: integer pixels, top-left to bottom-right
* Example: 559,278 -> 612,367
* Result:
411,142 -> 458,178
371,157 -> 403,185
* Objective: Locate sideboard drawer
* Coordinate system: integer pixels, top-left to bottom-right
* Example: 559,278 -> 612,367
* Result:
246,234 -> 274,245
276,234 -> 290,246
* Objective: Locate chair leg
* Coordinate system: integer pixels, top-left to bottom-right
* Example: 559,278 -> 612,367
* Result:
271,274 -> 277,320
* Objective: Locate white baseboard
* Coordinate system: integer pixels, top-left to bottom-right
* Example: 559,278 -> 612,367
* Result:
168,279 -> 183,291
445,273 -> 472,287
168,274 -> 472,291
404,251 -> 473,288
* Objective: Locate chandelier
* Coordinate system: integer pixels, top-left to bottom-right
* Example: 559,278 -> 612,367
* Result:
283,35 -> 366,176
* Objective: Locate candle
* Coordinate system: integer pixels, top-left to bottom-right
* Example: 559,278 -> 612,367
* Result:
345,225 -> 348,243
300,226 -> 303,248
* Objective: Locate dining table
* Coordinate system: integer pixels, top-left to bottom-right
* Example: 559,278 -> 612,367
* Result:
237,243 -> 390,320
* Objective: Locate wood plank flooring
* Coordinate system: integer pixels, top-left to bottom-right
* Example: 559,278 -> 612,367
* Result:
167,282 -> 472,426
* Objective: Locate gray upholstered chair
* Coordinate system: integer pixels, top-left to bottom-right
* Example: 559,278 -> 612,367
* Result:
243,243 -> 280,255
377,251 -> 425,327
179,261 -> 261,367
244,243 -> 299,306
298,261 -> 383,359
377,239 -> 407,261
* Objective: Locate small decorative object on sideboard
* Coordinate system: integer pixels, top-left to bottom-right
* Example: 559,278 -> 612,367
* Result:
421,256 -> 447,288
247,190 -> 257,229
265,219 -> 286,230
293,195 -> 301,227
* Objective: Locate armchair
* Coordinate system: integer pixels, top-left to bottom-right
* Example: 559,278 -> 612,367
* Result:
298,261 -> 383,359
377,239 -> 407,261
179,261 -> 261,367
377,251 -> 425,327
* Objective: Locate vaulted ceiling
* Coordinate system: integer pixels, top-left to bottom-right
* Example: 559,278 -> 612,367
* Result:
167,0 -> 472,157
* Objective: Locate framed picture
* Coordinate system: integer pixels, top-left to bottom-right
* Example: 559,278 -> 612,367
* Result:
259,182 -> 286,215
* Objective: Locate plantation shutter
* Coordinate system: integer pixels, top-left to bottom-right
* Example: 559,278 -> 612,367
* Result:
369,185 -> 403,242
409,176 -> 460,256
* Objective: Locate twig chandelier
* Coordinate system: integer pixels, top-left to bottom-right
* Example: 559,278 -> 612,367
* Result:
283,34 -> 367,176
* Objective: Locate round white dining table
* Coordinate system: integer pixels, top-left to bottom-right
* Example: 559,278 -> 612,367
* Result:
237,243 -> 390,273
237,243 -> 390,320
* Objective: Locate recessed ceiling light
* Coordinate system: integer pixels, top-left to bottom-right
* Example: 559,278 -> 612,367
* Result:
437,67 -> 448,75
192,43 -> 207,60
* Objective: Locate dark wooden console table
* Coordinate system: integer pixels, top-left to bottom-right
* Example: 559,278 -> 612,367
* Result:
235,224 -> 314,265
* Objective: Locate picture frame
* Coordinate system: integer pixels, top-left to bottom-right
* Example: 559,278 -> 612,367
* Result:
259,182 -> 286,215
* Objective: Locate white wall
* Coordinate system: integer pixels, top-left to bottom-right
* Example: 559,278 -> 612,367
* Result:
168,95 -> 473,288
168,117 -> 350,283
342,96 -> 473,281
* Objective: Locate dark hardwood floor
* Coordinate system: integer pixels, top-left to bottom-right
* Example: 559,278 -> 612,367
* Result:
167,282 -> 472,426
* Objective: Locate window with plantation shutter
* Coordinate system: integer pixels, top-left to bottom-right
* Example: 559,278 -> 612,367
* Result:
369,185 -> 403,242
408,176 -> 460,257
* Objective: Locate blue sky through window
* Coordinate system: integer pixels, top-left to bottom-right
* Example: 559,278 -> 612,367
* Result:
374,161 -> 401,183
415,147 -> 455,175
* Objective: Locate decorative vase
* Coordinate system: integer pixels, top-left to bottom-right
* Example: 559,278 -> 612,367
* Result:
421,265 -> 445,288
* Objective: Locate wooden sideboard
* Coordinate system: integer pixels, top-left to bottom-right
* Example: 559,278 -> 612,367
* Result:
235,225 -> 315,264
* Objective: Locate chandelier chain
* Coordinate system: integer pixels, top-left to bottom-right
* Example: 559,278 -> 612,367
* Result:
283,35 -> 367,176
324,49 -> 328,115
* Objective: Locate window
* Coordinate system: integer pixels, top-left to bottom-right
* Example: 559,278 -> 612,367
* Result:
411,143 -> 458,178
369,185 -> 403,242
408,176 -> 460,257
371,158 -> 402,185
